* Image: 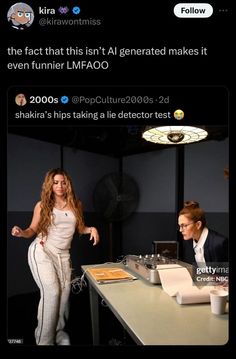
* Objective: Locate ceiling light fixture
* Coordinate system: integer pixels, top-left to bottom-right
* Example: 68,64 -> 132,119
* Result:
142,126 -> 208,145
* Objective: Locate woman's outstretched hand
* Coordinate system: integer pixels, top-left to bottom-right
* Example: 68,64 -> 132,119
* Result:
89,227 -> 100,246
11,226 -> 23,237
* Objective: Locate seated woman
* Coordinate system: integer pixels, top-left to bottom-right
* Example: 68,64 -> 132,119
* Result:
178,201 -> 228,267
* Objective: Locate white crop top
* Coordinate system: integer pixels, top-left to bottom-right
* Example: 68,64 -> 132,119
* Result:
38,207 -> 77,250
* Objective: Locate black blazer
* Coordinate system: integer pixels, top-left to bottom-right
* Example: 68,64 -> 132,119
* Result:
183,229 -> 228,265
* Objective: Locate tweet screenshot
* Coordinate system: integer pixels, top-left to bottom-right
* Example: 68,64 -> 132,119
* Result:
2,0 -> 232,351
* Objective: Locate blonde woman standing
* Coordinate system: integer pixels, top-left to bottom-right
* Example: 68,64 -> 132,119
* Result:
11,168 -> 99,345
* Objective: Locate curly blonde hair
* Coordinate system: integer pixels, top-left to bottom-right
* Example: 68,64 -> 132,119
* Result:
37,168 -> 85,238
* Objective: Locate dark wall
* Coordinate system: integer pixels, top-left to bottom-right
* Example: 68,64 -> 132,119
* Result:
184,140 -> 229,211
7,134 -> 118,212
123,148 -> 176,212
121,212 -> 229,256
122,213 -> 177,255
8,135 -> 61,211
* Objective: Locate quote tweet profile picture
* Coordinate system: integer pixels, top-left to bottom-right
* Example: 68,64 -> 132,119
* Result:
15,93 -> 27,106
174,109 -> 184,120
7,3 -> 34,30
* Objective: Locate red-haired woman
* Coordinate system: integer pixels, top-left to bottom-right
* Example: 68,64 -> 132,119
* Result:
178,201 -> 228,267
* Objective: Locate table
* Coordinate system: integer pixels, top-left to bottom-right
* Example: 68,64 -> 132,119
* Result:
82,263 -> 228,345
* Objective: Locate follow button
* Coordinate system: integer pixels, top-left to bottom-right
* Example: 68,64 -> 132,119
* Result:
174,3 -> 213,18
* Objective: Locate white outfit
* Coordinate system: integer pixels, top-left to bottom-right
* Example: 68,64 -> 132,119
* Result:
28,208 -> 77,345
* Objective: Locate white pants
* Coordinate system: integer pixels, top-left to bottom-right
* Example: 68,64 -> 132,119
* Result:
28,240 -> 71,345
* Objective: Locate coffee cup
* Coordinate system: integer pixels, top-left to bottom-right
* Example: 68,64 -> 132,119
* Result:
210,289 -> 228,315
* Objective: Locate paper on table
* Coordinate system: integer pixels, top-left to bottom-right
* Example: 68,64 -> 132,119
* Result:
158,267 -> 193,296
176,286 -> 215,304
87,267 -> 136,283
158,267 -> 215,304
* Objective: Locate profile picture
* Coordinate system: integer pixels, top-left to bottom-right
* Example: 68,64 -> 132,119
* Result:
15,93 -> 27,106
7,3 -> 34,30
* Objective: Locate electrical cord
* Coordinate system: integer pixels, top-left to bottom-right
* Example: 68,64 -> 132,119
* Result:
71,256 -> 129,294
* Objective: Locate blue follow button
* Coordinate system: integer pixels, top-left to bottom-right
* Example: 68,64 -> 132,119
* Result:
174,3 -> 213,18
